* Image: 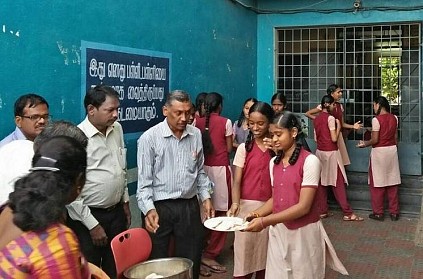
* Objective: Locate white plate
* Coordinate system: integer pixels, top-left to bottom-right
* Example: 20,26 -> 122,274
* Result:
204,217 -> 248,232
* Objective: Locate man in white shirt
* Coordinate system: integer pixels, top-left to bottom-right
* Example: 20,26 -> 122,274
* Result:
0,121 -> 88,206
66,85 -> 130,278
0,93 -> 50,149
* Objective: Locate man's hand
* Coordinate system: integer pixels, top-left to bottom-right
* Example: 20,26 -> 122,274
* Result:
145,209 -> 160,233
90,224 -> 108,246
123,202 -> 131,228
202,198 -> 215,220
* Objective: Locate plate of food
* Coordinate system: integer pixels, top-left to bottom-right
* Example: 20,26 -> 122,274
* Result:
204,216 -> 249,232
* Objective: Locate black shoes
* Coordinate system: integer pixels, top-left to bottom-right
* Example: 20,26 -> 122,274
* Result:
369,213 -> 400,221
369,213 -> 384,221
390,214 -> 400,221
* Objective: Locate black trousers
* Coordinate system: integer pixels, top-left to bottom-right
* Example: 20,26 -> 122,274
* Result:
145,197 -> 205,279
66,203 -> 126,279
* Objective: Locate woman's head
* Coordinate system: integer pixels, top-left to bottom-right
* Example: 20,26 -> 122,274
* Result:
204,92 -> 223,114
245,102 -> 273,152
373,96 -> 390,115
243,98 -> 257,119
270,112 -> 305,165
327,84 -> 342,102
237,98 -> 257,128
201,92 -> 223,155
195,92 -> 207,117
271,92 -> 287,114
271,112 -> 301,151
320,95 -> 335,112
8,136 -> 87,231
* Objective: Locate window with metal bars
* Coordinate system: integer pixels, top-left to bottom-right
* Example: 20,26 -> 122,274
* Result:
276,23 -> 421,143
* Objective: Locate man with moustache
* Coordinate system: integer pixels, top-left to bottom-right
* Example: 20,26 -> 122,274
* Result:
66,85 -> 130,278
0,93 -> 50,148
137,90 -> 214,279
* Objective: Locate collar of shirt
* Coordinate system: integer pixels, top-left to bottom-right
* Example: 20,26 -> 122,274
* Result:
15,127 -> 27,140
80,117 -> 116,139
160,118 -> 194,140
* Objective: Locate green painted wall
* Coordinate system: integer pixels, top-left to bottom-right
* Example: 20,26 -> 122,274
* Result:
0,0 -> 257,191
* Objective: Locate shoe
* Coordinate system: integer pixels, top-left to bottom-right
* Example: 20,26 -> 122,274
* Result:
390,214 -> 400,221
369,213 -> 384,221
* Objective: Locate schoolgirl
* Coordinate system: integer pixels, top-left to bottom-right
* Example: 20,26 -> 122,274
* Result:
244,112 -> 348,279
314,95 -> 363,221
195,92 -> 233,274
228,102 -> 274,279
232,98 -> 257,149
305,84 -> 362,165
357,96 -> 401,221
270,92 -> 287,114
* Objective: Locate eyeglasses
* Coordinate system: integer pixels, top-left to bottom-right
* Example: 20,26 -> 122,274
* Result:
20,114 -> 51,122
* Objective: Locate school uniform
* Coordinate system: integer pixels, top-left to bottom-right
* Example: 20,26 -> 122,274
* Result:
196,113 -> 233,260
332,102 -> 351,165
314,111 -> 353,216
232,142 -> 272,277
266,148 -> 348,279
368,114 -> 401,215
316,103 -> 350,165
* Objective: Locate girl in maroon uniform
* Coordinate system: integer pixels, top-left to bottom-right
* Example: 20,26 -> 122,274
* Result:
228,102 -> 274,279
306,84 -> 362,165
196,92 -> 233,274
244,112 -> 348,279
357,96 -> 401,221
314,95 -> 363,221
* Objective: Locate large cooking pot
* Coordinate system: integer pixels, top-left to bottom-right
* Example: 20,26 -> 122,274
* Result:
123,257 -> 193,279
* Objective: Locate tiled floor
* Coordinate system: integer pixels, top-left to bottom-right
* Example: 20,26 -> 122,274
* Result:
205,210 -> 423,279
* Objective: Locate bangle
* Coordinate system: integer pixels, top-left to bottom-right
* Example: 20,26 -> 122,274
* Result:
232,202 -> 239,206
260,217 -> 265,229
252,212 -> 260,218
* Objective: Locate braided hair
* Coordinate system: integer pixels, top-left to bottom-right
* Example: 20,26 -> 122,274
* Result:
202,92 -> 223,155
236,98 -> 257,128
272,112 -> 306,166
373,96 -> 390,115
244,101 -> 274,152
195,92 -> 207,117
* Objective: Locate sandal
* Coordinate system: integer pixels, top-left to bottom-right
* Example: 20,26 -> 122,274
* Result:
343,214 -> 364,221
200,265 -> 211,277
201,259 -> 227,273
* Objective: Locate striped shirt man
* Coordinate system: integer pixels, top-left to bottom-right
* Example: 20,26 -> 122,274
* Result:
136,119 -> 212,214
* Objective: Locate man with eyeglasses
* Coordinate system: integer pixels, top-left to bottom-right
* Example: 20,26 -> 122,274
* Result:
0,93 -> 50,149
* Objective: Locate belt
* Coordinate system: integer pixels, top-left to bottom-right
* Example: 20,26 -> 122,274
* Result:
155,196 -> 197,204
89,202 -> 121,212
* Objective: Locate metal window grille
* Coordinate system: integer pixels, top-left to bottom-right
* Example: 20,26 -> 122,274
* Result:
276,23 -> 421,143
